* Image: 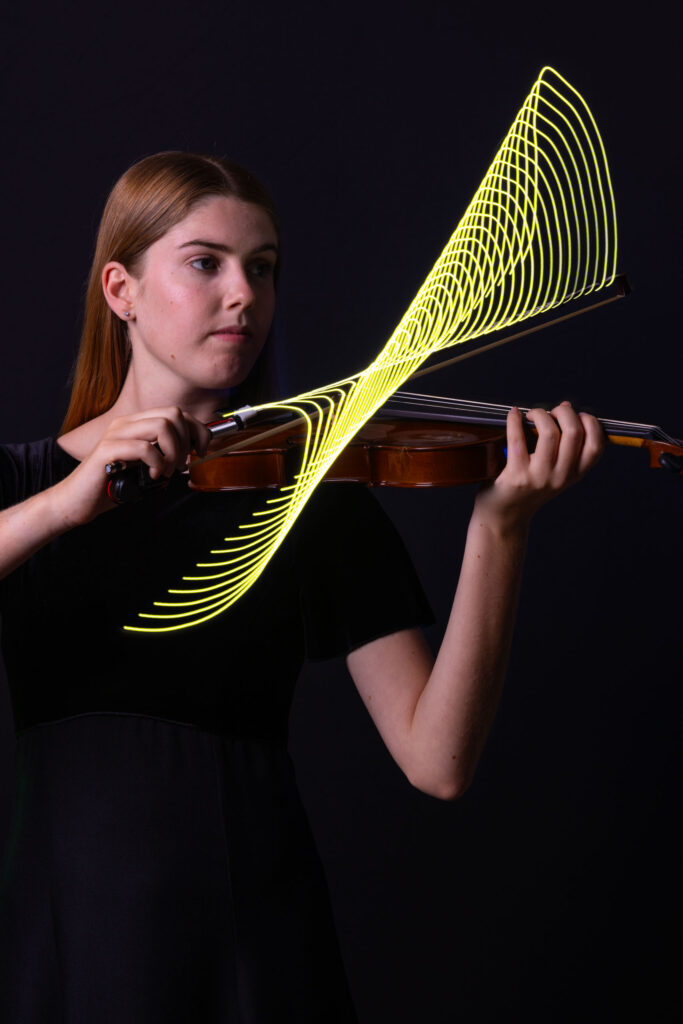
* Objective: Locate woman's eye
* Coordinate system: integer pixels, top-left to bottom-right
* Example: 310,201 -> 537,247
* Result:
190,256 -> 218,272
249,261 -> 274,279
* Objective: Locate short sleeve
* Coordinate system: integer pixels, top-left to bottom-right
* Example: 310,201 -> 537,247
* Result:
295,483 -> 434,660
0,440 -> 60,511
0,444 -> 24,511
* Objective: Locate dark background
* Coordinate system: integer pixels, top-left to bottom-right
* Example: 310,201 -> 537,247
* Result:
1,3 -> 680,1021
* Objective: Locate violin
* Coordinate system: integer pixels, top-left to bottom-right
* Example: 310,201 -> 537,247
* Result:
105,391 -> 683,502
183,391 -> 683,494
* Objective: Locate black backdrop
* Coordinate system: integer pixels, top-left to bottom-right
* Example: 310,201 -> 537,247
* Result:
1,3 -> 680,1021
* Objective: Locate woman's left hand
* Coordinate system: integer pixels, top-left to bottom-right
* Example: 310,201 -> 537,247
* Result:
473,401 -> 605,531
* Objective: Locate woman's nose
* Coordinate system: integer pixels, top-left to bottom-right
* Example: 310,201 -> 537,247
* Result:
223,266 -> 255,309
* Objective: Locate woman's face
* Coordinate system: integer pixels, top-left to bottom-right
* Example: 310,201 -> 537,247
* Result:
122,195 -> 278,401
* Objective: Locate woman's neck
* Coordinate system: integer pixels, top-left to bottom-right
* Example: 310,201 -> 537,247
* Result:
111,367 -> 232,424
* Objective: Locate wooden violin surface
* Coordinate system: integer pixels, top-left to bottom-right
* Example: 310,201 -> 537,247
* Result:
188,417 -> 509,491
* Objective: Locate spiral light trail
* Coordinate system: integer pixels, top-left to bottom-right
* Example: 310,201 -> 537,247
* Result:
125,66 -> 617,633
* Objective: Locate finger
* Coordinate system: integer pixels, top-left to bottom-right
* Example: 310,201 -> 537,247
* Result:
576,412 -> 605,475
128,418 -> 183,475
100,439 -> 167,479
525,407 -> 560,472
550,401 -> 585,482
504,407 -> 530,471
183,412 -> 212,458
112,406 -> 189,445
142,407 -> 204,465
108,416 -> 184,476
150,406 -> 192,470
153,421 -> 185,475
165,406 -> 192,460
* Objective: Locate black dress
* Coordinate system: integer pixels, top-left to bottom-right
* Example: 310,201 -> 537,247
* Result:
0,439 -> 433,1024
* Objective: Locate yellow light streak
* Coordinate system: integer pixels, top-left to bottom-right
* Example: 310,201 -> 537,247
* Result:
125,66 -> 617,634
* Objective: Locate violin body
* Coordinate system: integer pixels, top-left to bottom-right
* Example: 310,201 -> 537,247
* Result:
189,417 -> 508,492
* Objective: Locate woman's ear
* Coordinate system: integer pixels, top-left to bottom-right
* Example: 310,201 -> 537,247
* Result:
102,262 -> 137,322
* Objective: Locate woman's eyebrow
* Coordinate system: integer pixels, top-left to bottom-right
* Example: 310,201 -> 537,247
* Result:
178,238 -> 278,256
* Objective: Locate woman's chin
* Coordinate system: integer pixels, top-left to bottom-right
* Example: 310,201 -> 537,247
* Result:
198,362 -> 253,394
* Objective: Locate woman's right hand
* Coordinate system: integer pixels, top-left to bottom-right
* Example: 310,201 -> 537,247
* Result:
53,407 -> 211,527
1,407 -> 210,583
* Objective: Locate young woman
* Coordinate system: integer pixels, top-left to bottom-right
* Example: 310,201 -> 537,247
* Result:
0,152 -> 603,1022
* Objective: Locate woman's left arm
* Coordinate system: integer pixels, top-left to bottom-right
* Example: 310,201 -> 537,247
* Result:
346,402 -> 604,800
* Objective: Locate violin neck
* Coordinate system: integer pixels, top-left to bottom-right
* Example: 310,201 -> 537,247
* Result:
382,391 -> 682,460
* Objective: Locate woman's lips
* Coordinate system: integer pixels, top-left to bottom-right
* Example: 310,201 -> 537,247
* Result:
211,326 -> 253,341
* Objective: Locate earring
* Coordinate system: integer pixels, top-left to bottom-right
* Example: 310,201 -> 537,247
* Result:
124,310 -> 131,317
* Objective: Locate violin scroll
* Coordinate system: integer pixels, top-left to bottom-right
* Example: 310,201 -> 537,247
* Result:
657,451 -> 683,474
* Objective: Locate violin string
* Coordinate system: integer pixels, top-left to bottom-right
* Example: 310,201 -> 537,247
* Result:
385,391 -> 670,440
197,390 -> 674,479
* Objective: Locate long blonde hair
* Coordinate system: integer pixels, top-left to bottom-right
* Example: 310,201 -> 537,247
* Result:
61,152 -> 279,434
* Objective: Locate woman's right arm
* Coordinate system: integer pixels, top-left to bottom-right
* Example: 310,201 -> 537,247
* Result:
0,486 -> 79,580
0,407 -> 210,581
